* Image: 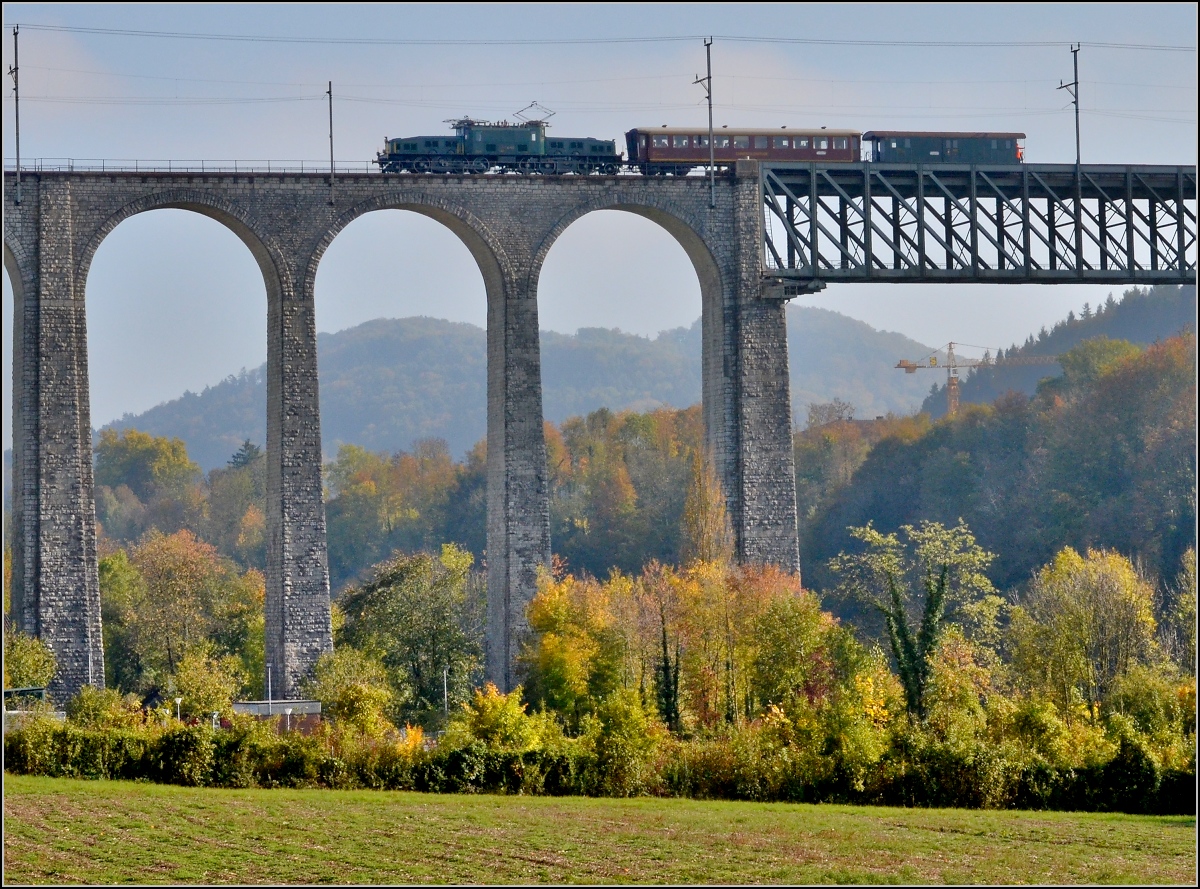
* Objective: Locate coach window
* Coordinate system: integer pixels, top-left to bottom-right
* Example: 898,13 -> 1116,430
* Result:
673,135 -> 689,148
716,136 -> 730,148
833,137 -> 848,150
773,137 -> 789,149
696,135 -> 709,147
816,137 -> 829,150
734,135 -> 750,149
754,136 -> 768,149
653,135 -> 669,148
794,137 -> 809,149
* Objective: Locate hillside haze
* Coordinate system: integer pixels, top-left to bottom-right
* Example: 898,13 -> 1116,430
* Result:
102,306 -> 936,470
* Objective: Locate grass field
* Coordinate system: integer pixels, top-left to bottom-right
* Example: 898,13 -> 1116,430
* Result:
3,774 -> 1195,885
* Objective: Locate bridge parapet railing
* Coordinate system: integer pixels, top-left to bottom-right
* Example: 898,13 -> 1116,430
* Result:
3,158 -> 380,174
762,162 -> 1197,285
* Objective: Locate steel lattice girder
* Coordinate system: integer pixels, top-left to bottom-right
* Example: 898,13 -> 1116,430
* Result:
762,163 -> 1197,285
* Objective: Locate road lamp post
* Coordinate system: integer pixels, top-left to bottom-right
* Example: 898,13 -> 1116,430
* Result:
284,707 -> 293,733
174,697 -> 183,721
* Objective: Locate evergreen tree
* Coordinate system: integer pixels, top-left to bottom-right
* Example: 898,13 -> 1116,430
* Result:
228,440 -> 263,468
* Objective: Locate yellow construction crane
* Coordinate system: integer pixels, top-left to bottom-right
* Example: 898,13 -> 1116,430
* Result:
897,342 -> 1060,415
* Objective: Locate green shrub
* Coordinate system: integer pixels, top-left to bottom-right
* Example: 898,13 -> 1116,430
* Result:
589,690 -> 662,797
1099,733 -> 1161,814
65,686 -> 145,730
151,725 -> 215,786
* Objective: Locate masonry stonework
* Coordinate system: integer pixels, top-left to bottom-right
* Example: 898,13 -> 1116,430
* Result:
3,167 -> 800,701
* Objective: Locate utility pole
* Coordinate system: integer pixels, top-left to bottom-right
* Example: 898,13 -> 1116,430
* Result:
694,38 -> 714,208
9,24 -> 20,205
327,81 -> 335,205
1057,43 -> 1080,165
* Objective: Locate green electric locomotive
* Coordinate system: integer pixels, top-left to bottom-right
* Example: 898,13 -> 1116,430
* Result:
376,106 -> 620,175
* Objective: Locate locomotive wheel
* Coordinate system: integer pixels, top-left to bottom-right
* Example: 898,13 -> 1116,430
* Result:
471,158 -> 490,173
415,160 -> 430,173
601,163 -> 618,175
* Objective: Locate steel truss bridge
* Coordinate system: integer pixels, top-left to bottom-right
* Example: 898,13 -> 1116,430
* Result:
761,163 -> 1196,289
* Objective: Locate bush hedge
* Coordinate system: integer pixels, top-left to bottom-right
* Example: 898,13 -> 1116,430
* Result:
4,716 -> 1192,815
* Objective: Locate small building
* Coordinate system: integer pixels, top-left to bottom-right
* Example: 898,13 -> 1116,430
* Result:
232,699 -> 322,735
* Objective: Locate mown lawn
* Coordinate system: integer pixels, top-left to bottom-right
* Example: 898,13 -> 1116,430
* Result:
3,774 -> 1195,885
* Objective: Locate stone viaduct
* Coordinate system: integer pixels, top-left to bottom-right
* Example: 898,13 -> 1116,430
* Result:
2,163 -> 800,702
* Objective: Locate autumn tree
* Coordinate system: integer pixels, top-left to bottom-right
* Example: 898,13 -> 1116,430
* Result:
94,428 -> 202,542
100,531 -> 265,698
336,543 -> 485,728
679,448 -> 733,567
522,570 -> 626,730
302,646 -> 396,737
1009,547 -> 1158,723
203,441 -> 266,570
3,627 -> 57,691
171,645 -> 246,719
829,520 -> 999,720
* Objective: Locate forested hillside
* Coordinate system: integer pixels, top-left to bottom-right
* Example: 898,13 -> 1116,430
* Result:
799,330 -> 1196,597
921,284 -> 1195,418
98,305 -> 934,471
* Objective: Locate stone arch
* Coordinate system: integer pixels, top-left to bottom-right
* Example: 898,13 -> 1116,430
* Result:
3,237 -> 34,636
530,193 -> 723,300
530,190 -> 729,462
302,193 -> 512,304
77,189 -> 290,307
3,235 -> 33,301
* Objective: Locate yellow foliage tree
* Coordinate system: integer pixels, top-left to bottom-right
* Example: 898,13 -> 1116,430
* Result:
1009,547 -> 1158,723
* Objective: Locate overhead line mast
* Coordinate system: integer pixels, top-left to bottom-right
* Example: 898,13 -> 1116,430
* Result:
694,37 -> 714,208
1058,43 -> 1081,165
9,24 -> 20,205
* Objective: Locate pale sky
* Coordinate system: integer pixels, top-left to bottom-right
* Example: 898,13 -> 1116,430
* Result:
2,3 -> 1197,450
